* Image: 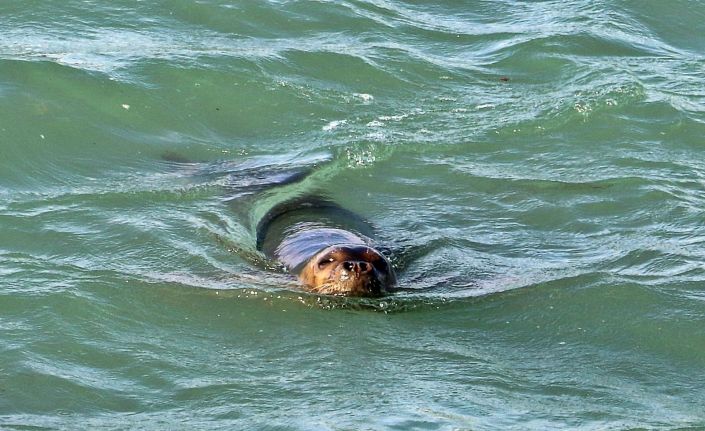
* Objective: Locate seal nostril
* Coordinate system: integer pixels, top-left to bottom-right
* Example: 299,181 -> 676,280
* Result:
359,262 -> 370,273
343,261 -> 354,271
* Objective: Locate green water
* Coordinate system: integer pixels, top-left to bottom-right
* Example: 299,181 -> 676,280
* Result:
2,1 -> 705,429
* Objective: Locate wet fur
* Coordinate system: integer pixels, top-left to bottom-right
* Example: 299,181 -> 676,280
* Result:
298,245 -> 395,296
257,197 -> 396,296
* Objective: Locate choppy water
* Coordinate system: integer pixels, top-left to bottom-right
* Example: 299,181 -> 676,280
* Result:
2,1 -> 705,429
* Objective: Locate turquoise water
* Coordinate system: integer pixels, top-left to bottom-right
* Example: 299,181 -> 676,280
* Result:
2,1 -> 705,429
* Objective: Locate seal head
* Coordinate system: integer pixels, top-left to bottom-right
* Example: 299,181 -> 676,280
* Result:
298,244 -> 396,297
257,197 -> 396,297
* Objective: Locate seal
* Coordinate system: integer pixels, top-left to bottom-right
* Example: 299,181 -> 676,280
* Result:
160,151 -> 395,296
256,197 -> 396,297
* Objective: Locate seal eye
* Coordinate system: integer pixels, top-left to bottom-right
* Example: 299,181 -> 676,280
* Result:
317,256 -> 335,269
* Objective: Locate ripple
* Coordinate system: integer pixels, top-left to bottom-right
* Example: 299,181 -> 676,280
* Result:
3,2 -> 705,428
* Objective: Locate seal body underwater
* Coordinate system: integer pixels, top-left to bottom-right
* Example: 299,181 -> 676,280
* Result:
160,151 -> 396,296
257,197 -> 396,297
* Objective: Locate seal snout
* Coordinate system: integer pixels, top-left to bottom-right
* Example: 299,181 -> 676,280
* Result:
342,260 -> 372,275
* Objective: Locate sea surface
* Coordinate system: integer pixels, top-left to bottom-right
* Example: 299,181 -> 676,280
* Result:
2,1 -> 705,429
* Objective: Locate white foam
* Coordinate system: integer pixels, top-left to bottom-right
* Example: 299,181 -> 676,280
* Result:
353,93 -> 374,103
476,103 -> 495,110
322,119 -> 347,131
